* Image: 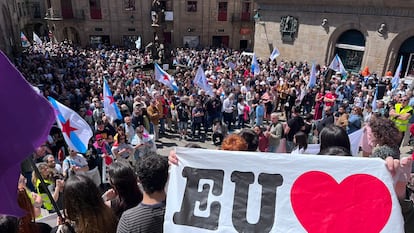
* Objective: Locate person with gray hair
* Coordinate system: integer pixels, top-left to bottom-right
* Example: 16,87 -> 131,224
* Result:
43,154 -> 62,174
222,93 -> 235,131
265,113 -> 284,152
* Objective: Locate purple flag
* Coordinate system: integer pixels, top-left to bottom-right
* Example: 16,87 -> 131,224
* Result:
0,51 -> 55,216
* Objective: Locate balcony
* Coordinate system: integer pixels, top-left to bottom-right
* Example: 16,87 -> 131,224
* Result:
44,8 -> 62,20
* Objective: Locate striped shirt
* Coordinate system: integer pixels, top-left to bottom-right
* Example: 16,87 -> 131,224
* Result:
117,201 -> 166,233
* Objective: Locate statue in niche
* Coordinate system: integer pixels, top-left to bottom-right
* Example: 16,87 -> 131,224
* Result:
280,16 -> 298,42
151,0 -> 162,26
125,0 -> 135,11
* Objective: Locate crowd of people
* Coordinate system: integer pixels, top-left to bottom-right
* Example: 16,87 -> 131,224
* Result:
1,40 -> 414,232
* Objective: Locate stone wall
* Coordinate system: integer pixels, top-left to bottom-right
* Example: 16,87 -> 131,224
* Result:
254,2 -> 414,75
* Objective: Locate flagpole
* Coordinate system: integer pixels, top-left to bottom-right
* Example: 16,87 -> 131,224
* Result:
29,156 -> 65,221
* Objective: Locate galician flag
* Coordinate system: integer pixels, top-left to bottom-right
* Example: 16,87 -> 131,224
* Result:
154,63 -> 179,91
194,65 -> 214,96
135,36 -> 141,49
48,97 -> 93,153
103,79 -> 123,122
329,54 -> 347,76
20,32 -> 30,47
372,87 -> 378,111
392,56 -> 403,90
308,62 -> 317,88
33,32 -> 43,45
251,53 -> 260,76
269,47 -> 280,61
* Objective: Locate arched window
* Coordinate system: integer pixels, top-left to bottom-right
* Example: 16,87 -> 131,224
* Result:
400,36 -> 414,77
335,30 -> 365,73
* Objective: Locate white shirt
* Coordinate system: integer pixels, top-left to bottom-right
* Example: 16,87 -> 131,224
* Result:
222,98 -> 233,113
62,154 -> 88,175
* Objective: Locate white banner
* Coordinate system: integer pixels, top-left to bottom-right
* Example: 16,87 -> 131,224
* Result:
165,147 -> 404,233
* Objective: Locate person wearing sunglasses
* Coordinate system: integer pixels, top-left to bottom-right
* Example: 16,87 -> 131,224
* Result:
390,95 -> 413,146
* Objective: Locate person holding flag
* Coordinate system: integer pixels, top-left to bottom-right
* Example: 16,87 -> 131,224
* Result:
329,54 -> 347,77
33,32 -> 43,45
21,32 -> 31,47
194,65 -> 214,96
154,63 -> 179,91
269,47 -> 280,62
48,97 -> 93,154
103,78 -> 123,123
392,56 -> 403,90
308,62 -> 317,88
251,53 -> 260,76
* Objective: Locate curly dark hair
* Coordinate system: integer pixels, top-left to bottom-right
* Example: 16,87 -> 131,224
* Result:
369,116 -> 401,147
136,153 -> 169,194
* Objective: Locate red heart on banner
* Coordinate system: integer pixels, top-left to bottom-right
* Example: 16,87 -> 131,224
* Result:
290,171 -> 392,233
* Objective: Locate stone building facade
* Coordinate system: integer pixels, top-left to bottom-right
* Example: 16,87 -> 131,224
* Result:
0,0 -> 19,57
0,0 -> 47,57
44,0 -> 256,51
254,0 -> 414,76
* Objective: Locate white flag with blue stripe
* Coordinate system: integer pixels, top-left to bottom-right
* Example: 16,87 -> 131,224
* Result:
251,53 -> 260,76
33,32 -> 43,45
103,78 -> 123,122
135,36 -> 141,49
392,56 -> 403,90
372,87 -> 378,111
194,65 -> 214,96
329,54 -> 347,76
308,62 -> 317,88
48,97 -> 93,153
154,63 -> 179,91
269,47 -> 280,61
